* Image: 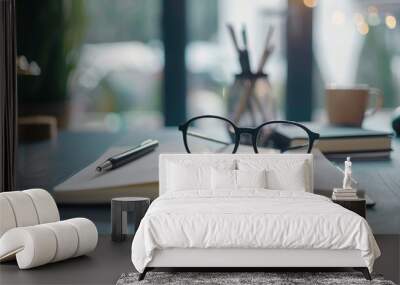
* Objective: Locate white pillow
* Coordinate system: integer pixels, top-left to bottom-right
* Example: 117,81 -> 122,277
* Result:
211,168 -> 236,190
211,168 -> 267,190
166,159 -> 236,192
267,167 -> 307,191
237,159 -> 309,192
167,162 -> 211,191
236,169 -> 267,189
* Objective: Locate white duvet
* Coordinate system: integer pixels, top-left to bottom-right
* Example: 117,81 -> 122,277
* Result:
131,190 -> 380,273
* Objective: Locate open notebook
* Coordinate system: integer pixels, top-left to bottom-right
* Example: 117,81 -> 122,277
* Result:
53,143 -> 183,204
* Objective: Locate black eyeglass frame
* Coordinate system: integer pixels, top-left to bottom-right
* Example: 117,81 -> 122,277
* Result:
178,115 -> 320,154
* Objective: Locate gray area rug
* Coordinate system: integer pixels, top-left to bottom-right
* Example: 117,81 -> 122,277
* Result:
117,272 -> 396,285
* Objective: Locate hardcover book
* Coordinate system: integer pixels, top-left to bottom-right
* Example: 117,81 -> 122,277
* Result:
274,123 -> 393,155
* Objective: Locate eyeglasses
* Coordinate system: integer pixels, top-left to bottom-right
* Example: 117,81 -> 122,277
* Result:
178,115 -> 320,154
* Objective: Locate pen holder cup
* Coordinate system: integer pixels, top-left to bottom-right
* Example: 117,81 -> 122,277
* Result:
227,73 -> 276,144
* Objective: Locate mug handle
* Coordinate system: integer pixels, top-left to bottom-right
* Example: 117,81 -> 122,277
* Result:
365,88 -> 383,117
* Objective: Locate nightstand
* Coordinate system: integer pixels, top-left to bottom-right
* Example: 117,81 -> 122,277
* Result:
111,197 -> 150,242
332,199 -> 366,218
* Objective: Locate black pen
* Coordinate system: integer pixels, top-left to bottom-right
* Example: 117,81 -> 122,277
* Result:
241,24 -> 251,74
96,139 -> 159,173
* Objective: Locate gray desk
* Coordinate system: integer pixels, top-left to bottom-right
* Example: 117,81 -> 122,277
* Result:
350,114 -> 400,235
16,123 -> 400,235
8,117 -> 400,284
16,128 -> 180,234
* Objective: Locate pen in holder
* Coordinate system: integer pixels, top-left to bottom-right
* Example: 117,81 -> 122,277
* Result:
226,72 -> 276,144
226,23 -> 276,145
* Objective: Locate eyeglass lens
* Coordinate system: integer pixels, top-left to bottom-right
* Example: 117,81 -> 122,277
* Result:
185,117 -> 236,153
256,123 -> 310,153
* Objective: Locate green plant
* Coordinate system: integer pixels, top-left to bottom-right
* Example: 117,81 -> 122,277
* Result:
16,0 -> 86,103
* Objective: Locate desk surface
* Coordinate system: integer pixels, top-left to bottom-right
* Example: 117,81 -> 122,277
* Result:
16,115 -> 400,235
9,113 -> 400,284
348,113 -> 400,234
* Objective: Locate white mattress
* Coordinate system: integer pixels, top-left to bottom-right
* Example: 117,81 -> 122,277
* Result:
131,190 -> 380,273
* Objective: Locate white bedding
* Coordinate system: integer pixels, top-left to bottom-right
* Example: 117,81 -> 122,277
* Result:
131,190 -> 380,273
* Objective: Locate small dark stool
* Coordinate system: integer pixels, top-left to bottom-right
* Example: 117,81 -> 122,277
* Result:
332,198 -> 366,218
111,197 -> 150,242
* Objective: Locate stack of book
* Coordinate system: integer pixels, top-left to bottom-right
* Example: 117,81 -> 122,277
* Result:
274,123 -> 393,159
332,188 -> 358,200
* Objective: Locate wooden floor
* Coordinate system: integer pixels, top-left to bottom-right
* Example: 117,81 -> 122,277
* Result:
0,235 -> 398,285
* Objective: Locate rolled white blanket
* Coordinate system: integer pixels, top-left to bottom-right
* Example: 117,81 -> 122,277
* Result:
42,221 -> 79,262
0,189 -> 60,237
0,189 -> 98,269
1,191 -> 40,227
23,188 -> 60,224
0,196 -> 17,237
0,218 -> 98,269
64,218 -> 98,257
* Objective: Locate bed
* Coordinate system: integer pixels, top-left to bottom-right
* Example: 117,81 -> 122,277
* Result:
131,154 -> 380,280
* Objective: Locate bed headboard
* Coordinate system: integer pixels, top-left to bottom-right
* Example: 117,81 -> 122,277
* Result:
159,154 -> 313,195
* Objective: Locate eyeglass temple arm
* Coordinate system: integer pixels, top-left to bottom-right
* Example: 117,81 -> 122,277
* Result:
280,143 -> 310,153
186,131 -> 231,146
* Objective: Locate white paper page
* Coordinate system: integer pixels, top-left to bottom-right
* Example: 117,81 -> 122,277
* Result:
54,143 -> 183,192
